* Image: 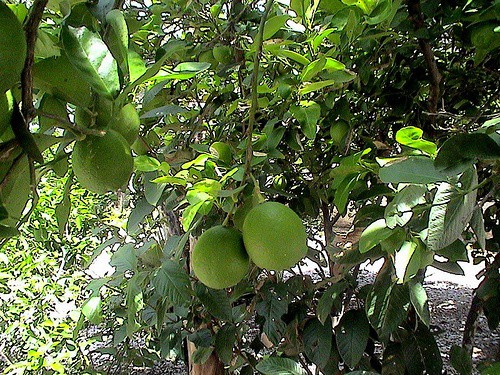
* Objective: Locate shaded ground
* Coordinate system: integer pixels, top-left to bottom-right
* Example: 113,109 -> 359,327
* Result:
114,267 -> 498,375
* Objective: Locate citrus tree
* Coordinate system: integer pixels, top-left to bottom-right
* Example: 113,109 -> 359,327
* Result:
0,0 -> 499,374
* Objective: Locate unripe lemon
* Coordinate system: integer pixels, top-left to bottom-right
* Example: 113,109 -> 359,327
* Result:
72,130 -> 133,194
242,202 -> 307,271
330,121 -> 350,145
0,2 -> 27,94
209,141 -> 232,165
192,225 -> 249,289
109,103 -> 140,145
213,45 -> 233,64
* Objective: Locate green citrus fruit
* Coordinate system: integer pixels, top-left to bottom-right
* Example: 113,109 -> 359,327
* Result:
192,225 -> 249,289
209,141 -> 232,165
74,96 -> 114,131
198,50 -> 218,69
213,45 -> 233,64
330,121 -> 350,145
0,2 -> 27,94
109,103 -> 141,145
72,130 -> 133,194
242,202 -> 307,271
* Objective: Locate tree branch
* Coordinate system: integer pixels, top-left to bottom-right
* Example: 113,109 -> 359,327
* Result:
22,0 -> 49,122
406,0 -> 442,121
242,0 -> 274,184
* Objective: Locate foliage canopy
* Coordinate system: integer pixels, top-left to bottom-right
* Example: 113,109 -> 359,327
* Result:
0,0 -> 499,373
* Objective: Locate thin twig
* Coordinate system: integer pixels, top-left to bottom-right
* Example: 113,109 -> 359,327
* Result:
242,0 -> 274,184
37,110 -> 106,137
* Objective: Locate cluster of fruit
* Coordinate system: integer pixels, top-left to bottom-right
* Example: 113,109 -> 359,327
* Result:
192,202 -> 307,289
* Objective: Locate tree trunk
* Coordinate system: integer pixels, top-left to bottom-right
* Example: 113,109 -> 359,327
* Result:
187,341 -> 225,375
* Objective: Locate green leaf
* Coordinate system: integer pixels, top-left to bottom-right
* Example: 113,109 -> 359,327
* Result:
299,80 -> 337,95
427,168 -> 477,252
81,296 -> 102,324
336,310 -> 370,369
152,176 -> 187,186
134,155 -> 161,172
127,197 -> 154,234
394,323 -> 443,375
140,104 -> 188,119
394,241 -> 418,282
215,324 -> 237,364
409,281 -> 430,327
152,260 -> 192,306
379,156 -> 458,184
435,133 -> 500,171
450,345 -> 472,375
256,357 -> 306,375
317,281 -> 348,324
470,206 -> 486,250
431,260 -> 464,275
55,183 -> 71,235
385,185 -> 427,229
33,55 -> 93,107
290,101 -> 321,140
0,225 -> 20,238
366,262 -> 410,341
395,126 -> 437,155
195,284 -> 232,321
126,275 -> 144,336
110,244 -> 137,274
174,61 -> 211,72
61,25 -> 119,97
263,15 -> 290,39
301,57 -> 344,81
359,219 -> 394,253
256,288 -> 288,345
117,40 -> 185,103
303,318 -> 333,368
105,9 -> 129,81
436,239 -> 468,262
270,48 -> 310,65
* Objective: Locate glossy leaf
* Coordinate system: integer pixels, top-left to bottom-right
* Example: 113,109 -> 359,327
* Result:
366,263 -> 410,341
61,25 -> 119,97
427,168 -> 477,252
450,345 -> 472,375
256,357 -> 306,375
379,157 -> 458,184
290,101 -> 321,140
303,318 -> 333,368
359,219 -> 394,253
263,15 -> 290,39
335,310 -> 369,369
409,281 -> 430,327
435,133 -> 500,171
152,260 -> 192,306
395,126 -> 437,155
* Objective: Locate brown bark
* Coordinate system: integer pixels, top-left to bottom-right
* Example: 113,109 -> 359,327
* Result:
187,341 -> 225,375
406,0 -> 442,135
